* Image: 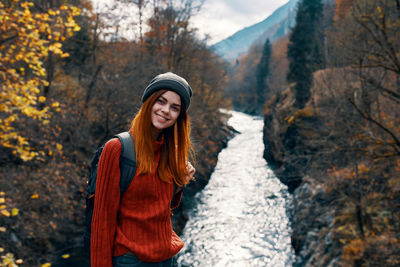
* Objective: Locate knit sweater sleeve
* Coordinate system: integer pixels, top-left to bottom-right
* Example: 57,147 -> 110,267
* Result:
91,138 -> 121,267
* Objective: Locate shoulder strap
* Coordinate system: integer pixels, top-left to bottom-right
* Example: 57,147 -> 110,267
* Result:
114,132 -> 179,206
114,132 -> 136,195
170,183 -> 178,208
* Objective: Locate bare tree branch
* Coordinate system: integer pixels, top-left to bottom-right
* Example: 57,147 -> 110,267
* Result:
354,8 -> 400,75
347,97 -> 400,153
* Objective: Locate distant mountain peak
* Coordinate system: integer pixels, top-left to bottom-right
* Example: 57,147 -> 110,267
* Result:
211,0 -> 300,62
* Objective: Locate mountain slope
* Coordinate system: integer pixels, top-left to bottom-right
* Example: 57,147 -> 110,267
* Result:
211,0 -> 300,61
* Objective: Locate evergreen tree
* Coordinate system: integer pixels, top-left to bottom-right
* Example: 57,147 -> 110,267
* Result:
256,38 -> 271,111
287,0 -> 323,108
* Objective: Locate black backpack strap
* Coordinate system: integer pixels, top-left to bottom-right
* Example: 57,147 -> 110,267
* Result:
170,182 -> 180,208
114,132 -> 136,195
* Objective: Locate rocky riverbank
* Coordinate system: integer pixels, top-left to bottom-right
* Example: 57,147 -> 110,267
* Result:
262,72 -> 400,266
262,87 -> 345,266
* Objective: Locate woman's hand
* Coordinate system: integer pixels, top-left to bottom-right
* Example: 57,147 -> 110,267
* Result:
185,162 -> 196,183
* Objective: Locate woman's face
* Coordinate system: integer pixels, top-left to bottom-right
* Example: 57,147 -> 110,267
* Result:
151,90 -> 182,139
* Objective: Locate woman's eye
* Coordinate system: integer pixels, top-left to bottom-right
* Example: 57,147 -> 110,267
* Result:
172,106 -> 180,112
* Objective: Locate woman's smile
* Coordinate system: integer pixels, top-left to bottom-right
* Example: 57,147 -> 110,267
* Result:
155,113 -> 169,122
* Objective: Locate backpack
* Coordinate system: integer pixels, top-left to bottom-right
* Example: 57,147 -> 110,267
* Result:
84,131 -> 137,252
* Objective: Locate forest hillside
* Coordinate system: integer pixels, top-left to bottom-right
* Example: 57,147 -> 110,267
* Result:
0,0 -> 233,265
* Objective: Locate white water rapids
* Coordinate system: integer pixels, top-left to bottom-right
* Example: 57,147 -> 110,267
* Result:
176,111 -> 294,267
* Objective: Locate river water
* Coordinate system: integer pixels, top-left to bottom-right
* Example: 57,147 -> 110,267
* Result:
176,111 -> 294,267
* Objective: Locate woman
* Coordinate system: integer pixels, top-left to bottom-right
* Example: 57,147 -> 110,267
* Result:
91,72 -> 195,267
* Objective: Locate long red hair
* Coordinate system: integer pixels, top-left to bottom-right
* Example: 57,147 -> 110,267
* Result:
129,90 -> 195,186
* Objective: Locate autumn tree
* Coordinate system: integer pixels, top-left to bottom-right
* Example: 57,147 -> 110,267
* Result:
144,0 -> 203,70
229,43 -> 262,114
334,0 -> 354,21
0,0 -> 80,161
60,1 -> 95,74
330,2 -> 400,263
230,38 -> 272,115
0,1 -> 83,265
268,36 -> 290,95
337,0 -> 400,155
116,0 -> 150,44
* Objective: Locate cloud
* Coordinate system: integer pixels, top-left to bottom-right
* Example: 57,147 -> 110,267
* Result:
191,0 -> 289,44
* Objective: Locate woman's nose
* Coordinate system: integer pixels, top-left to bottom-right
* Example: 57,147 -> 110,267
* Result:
161,104 -> 169,113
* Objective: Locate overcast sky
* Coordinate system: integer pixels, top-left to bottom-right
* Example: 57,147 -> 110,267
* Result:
191,0 -> 289,44
92,0 -> 290,45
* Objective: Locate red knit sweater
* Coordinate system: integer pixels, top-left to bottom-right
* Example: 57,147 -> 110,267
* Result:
91,137 -> 184,266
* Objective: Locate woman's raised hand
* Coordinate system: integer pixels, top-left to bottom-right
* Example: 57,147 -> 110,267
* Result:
185,162 -> 196,183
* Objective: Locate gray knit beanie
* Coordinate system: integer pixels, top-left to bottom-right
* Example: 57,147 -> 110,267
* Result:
142,72 -> 193,109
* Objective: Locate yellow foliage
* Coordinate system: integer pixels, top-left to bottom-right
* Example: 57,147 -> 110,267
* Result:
1,252 -> 19,267
286,115 -> 295,124
1,210 -> 10,217
11,208 -> 18,216
357,164 -> 370,174
51,102 -> 60,108
38,96 -> 46,103
343,238 -> 365,262
294,107 -> 315,118
61,254 -> 70,259
49,221 -> 57,229
0,0 -> 80,161
285,107 -> 316,125
388,178 -> 400,192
